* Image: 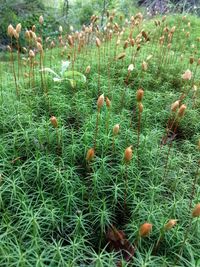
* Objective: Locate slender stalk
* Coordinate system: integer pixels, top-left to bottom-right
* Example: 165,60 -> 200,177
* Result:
72,45 -> 75,83
137,108 -> 142,149
39,51 -> 44,92
107,57 -> 111,97
17,39 -> 21,83
29,57 -> 32,89
32,60 -> 35,88
124,163 -> 128,210
10,38 -> 19,97
97,48 -> 101,95
56,127 -> 61,156
161,112 -> 175,148
137,109 -> 141,166
105,109 -> 110,135
94,108 -> 100,151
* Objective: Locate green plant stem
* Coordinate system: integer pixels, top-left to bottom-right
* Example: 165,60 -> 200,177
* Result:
124,163 -> 128,210
94,108 -> 100,151
10,38 -> 19,97
137,109 -> 142,166
98,47 -> 101,95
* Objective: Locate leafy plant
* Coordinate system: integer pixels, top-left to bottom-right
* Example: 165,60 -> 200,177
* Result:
41,60 -> 86,88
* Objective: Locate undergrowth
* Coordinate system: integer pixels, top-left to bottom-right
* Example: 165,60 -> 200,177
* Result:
0,12 -> 200,267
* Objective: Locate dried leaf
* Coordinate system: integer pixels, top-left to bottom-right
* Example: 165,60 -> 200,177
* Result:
161,131 -> 177,145
116,52 -> 126,60
107,225 -> 134,266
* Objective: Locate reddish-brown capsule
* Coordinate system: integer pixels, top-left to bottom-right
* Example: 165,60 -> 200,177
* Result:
130,38 -> 135,47
123,40 -> 129,49
192,203 -> 200,218
16,23 -> 22,34
86,148 -> 95,161
97,94 -> 104,109
32,25 -> 36,32
105,97 -> 111,108
138,102 -> 143,113
29,30 -> 37,40
25,30 -> 30,39
113,124 -> 120,136
178,104 -> 187,117
171,100 -> 180,112
7,24 -> 14,37
37,42 -> 43,52
139,223 -> 152,237
164,219 -> 177,231
68,35 -> 74,47
13,30 -> 19,39
50,116 -> 58,128
124,146 -> 133,162
136,88 -> 144,102
96,37 -> 101,48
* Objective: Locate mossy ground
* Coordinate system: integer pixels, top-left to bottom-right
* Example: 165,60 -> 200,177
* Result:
0,13 -> 200,266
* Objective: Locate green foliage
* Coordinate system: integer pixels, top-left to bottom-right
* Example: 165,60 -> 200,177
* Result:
0,0 -> 59,49
78,3 -> 94,25
0,10 -> 200,267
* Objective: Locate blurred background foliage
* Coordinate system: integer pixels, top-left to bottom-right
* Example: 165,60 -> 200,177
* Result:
0,0 -> 199,50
